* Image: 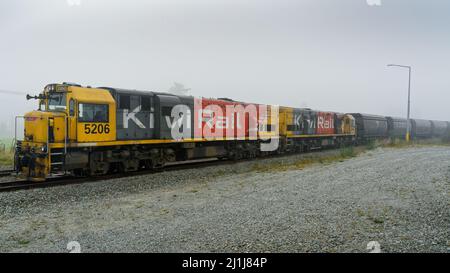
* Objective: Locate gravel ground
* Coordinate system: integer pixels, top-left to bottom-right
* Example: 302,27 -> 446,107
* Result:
0,146 -> 449,253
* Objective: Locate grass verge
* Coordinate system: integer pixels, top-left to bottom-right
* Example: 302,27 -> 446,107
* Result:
0,138 -> 14,166
252,145 -> 365,173
0,150 -> 14,166
251,138 -> 449,174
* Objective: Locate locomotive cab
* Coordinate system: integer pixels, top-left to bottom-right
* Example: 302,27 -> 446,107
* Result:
15,83 -> 116,181
341,114 -> 356,135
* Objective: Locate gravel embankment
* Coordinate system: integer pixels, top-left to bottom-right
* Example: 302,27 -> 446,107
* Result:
0,146 -> 449,253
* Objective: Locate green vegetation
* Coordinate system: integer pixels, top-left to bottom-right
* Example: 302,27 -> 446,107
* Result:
0,138 -> 14,166
368,216 -> 385,224
361,138 -> 449,151
251,138 -> 449,174
339,146 -> 356,158
0,137 -> 14,148
0,151 -> 13,166
384,138 -> 450,148
252,146 -> 365,173
356,206 -> 392,227
366,140 -> 377,150
17,239 -> 30,245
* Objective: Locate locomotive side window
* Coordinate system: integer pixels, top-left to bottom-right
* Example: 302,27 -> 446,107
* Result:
119,95 -> 130,110
141,96 -> 152,111
162,106 -> 172,116
69,99 -> 75,116
287,125 -> 296,131
78,103 -> 109,122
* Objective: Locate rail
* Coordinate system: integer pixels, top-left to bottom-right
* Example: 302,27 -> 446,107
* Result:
0,169 -> 15,177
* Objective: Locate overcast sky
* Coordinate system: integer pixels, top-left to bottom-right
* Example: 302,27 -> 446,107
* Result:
1,0 -> 449,135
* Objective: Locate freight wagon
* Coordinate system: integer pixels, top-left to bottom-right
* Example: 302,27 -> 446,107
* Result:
411,119 -> 433,138
430,120 -> 448,138
386,117 -> 408,138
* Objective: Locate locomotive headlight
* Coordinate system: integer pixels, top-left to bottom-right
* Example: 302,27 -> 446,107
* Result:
41,145 -> 47,153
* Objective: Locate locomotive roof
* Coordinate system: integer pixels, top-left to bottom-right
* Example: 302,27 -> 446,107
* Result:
99,87 -> 155,96
349,113 -> 388,119
386,116 -> 407,121
99,87 -> 193,99
69,86 -> 116,104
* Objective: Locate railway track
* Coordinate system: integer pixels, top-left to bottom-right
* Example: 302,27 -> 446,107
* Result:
0,175 -> 111,193
0,158 -> 231,192
0,147 -> 344,193
0,169 -> 15,177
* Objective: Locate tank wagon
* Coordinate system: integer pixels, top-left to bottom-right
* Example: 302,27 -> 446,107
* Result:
410,119 -> 433,139
385,117 -> 443,139
14,83 -> 449,181
430,120 -> 448,138
446,122 -> 450,140
349,114 -> 388,141
386,117 -> 408,138
351,115 -> 450,141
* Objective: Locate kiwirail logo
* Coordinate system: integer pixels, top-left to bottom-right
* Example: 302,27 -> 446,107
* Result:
167,100 -> 280,152
366,0 -> 382,6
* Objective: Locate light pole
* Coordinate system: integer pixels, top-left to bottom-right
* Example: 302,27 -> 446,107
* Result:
387,64 -> 412,142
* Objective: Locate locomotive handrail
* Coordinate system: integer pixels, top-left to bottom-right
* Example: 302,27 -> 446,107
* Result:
14,115 -> 68,168
14,116 -> 24,144
47,116 -> 49,155
13,115 -> 25,171
46,116 -> 66,173
52,115 -> 68,154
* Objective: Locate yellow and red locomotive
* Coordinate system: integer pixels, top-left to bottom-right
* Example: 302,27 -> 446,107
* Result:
14,83 -> 357,181
16,82 -> 449,181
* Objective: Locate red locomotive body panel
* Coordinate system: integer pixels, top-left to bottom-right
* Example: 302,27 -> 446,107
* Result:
194,98 -> 263,140
316,112 -> 336,135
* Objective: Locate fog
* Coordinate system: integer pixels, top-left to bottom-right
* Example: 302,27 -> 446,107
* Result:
1,0 -> 449,137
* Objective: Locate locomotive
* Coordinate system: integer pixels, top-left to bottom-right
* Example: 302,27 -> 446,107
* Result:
14,83 -> 450,181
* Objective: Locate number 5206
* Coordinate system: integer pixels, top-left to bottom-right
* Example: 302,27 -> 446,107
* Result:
84,124 -> 110,134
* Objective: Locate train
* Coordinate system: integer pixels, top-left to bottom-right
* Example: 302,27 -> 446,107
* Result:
14,83 -> 450,181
